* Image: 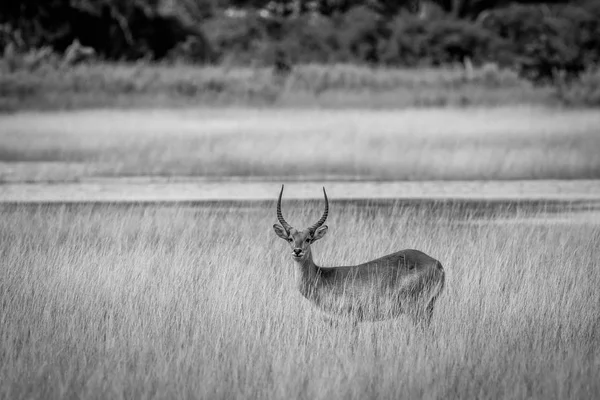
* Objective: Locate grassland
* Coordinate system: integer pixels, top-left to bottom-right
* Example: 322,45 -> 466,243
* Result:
1,201 -> 599,399
0,63 -> 558,112
1,107 -> 600,183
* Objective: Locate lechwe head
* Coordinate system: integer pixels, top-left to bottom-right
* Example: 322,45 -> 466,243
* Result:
272,185 -> 329,262
272,184 -> 446,326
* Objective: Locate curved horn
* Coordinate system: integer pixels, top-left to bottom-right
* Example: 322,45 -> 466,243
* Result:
276,185 -> 293,232
308,187 -> 328,234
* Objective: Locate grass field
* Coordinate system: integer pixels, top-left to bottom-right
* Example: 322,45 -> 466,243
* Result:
1,201 -> 599,399
0,63 -> 556,112
2,107 -> 600,183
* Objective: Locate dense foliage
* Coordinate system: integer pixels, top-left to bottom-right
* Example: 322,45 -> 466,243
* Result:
1,0 -> 599,83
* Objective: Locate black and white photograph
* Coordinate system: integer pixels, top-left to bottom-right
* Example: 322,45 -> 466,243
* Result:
1,0 -> 599,399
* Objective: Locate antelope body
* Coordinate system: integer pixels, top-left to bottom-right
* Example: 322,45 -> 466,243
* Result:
273,185 -> 445,325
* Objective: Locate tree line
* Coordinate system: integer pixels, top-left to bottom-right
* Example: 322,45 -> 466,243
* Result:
1,0 -> 599,82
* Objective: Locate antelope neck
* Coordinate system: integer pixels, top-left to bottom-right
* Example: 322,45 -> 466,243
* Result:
293,249 -> 321,298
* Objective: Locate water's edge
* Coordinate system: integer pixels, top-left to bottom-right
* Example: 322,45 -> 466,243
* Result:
1,179 -> 599,203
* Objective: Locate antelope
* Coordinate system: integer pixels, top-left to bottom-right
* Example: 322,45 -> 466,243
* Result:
273,185 -> 445,326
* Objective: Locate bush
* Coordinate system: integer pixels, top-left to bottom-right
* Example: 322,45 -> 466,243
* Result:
334,6 -> 385,64
420,18 -> 506,66
559,2 -> 600,67
380,16 -> 429,66
203,13 -> 269,64
382,14 -> 507,67
276,15 -> 341,64
0,0 -> 213,62
167,35 -> 215,64
555,66 -> 600,107
0,39 -> 96,74
481,4 -> 592,83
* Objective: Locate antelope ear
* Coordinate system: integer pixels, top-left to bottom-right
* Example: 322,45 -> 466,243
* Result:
273,224 -> 289,240
312,225 -> 328,241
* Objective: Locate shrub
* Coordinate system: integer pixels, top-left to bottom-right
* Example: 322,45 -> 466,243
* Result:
203,13 -> 269,64
481,4 -> 588,83
0,41 -> 93,73
555,66 -> 600,107
334,6 -> 386,64
559,2 -> 600,67
421,18 -> 506,66
383,14 -> 507,67
381,16 -> 429,66
166,34 -> 216,64
0,0 -> 213,62
278,15 -> 341,64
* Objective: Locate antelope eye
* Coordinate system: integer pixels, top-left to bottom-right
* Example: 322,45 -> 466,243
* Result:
287,238 -> 293,242
305,238 -> 311,243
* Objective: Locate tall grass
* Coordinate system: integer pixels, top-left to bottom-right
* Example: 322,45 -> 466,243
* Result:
1,108 -> 600,182
1,202 -> 599,399
0,62 -> 553,112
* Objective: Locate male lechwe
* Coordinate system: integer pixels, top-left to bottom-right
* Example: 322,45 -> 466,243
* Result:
273,185 -> 445,326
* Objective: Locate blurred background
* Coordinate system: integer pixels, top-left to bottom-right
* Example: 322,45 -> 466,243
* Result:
1,0 -> 600,110
1,0 -> 599,199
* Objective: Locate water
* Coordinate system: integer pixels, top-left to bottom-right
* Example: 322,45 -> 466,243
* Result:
1,179 -> 599,202
1,179 -> 599,225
